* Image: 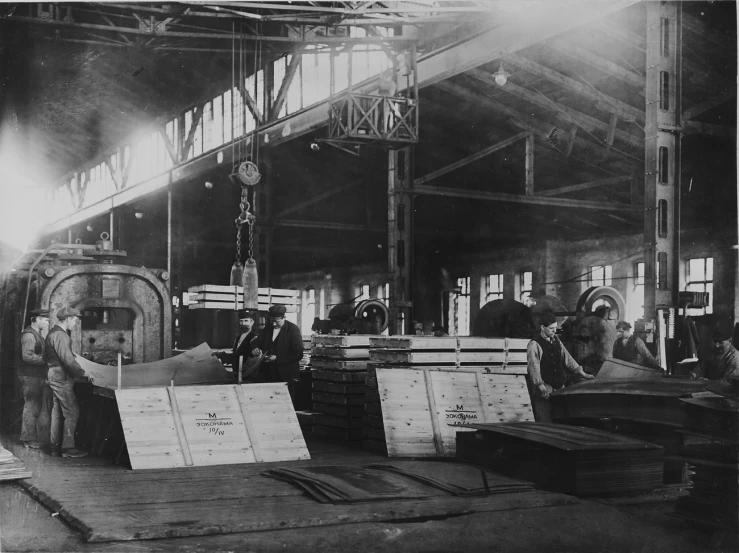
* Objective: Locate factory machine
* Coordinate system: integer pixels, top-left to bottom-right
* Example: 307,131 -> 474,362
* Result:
0,235 -> 172,407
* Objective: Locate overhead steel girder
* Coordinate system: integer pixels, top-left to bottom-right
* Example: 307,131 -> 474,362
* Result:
43,0 -> 640,235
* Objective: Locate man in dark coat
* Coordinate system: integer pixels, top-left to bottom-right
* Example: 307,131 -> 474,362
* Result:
44,306 -> 88,458
527,312 -> 594,422
691,327 -> 739,397
213,309 -> 261,381
252,305 -> 303,389
19,308 -> 51,449
612,321 -> 661,369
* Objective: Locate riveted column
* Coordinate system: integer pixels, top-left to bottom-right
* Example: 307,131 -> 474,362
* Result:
388,147 -> 413,335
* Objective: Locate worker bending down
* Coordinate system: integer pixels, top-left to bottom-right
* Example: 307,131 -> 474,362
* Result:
612,321 -> 661,369
527,312 -> 594,422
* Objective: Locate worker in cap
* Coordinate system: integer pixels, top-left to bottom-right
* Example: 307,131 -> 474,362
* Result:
252,304 -> 304,402
18,308 -> 52,449
213,309 -> 261,381
612,321 -> 661,370
43,306 -> 88,458
527,311 -> 594,422
690,325 -> 739,397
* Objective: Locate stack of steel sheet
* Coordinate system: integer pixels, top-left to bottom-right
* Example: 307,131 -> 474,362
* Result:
456,422 -> 664,495
310,335 -> 370,442
675,395 -> 738,532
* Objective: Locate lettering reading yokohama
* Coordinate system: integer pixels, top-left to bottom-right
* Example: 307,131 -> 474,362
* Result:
196,412 -> 234,428
445,404 -> 478,426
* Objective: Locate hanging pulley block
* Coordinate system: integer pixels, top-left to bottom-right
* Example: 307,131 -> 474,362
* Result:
236,161 -> 261,186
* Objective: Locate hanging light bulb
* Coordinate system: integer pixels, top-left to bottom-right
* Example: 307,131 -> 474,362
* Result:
492,62 -> 510,86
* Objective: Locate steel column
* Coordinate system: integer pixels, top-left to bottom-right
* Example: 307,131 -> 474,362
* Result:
644,2 -> 682,321
388,147 -> 413,335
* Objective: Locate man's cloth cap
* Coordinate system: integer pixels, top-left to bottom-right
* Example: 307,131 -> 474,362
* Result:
30,309 -> 50,318
237,309 -> 256,320
616,321 -> 632,331
56,307 -> 81,319
268,305 -> 287,317
539,312 -> 557,327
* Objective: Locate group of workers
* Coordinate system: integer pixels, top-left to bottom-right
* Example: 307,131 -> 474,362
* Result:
18,301 -> 738,452
213,304 -> 304,393
19,306 -> 88,458
526,312 -> 739,422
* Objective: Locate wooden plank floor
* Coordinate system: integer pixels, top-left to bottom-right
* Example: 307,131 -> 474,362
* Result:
5,436 -> 577,543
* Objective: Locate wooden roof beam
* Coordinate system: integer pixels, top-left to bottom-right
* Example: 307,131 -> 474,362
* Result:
413,184 -> 641,213
468,68 -> 643,150
548,36 -> 644,89
535,175 -> 631,198
682,12 -> 735,54
437,79 -> 639,172
502,52 -> 644,125
272,220 -> 386,232
414,131 -> 529,186
683,89 -> 737,121
273,182 -> 360,219
683,121 -> 736,140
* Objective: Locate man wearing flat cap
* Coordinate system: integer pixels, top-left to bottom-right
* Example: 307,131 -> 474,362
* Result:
527,312 -> 594,422
690,326 -> 739,397
252,304 -> 304,398
213,309 -> 261,380
612,321 -> 661,369
18,308 -> 51,449
44,306 -> 88,458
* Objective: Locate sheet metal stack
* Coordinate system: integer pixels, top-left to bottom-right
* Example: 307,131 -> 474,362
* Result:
310,335 -> 370,442
456,422 -> 664,495
675,394 -> 739,532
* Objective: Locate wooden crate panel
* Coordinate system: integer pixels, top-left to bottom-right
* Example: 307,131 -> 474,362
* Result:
189,293 -> 297,305
369,336 -> 530,351
312,335 -> 373,347
116,383 -> 309,470
188,285 -> 298,297
310,359 -> 368,371
370,350 -> 520,365
313,347 -> 369,359
367,363 -> 526,376
188,302 -> 298,312
376,369 -> 534,458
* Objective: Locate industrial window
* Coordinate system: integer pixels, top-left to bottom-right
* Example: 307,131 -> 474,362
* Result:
630,262 -> 645,321
452,277 -> 470,336
687,257 -> 713,316
378,282 -> 390,307
302,288 -> 316,334
357,284 -> 370,302
486,273 -> 504,303
589,265 -> 613,287
519,271 -> 533,305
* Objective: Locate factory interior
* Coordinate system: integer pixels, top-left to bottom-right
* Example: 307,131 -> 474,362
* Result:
0,1 -> 737,551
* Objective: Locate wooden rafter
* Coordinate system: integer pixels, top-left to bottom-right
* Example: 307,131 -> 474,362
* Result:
503,53 -> 644,124
682,12 -> 735,54
437,80 -> 639,171
683,89 -> 737,121
548,37 -> 644,89
272,220 -> 386,232
683,121 -> 736,140
273,182 -> 359,219
105,158 -> 122,191
535,175 -> 631,197
414,131 -> 529,186
270,54 -> 302,121
159,129 -> 178,164
240,88 -> 263,127
413,184 -> 641,212
469,69 -> 643,150
181,104 -> 205,162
